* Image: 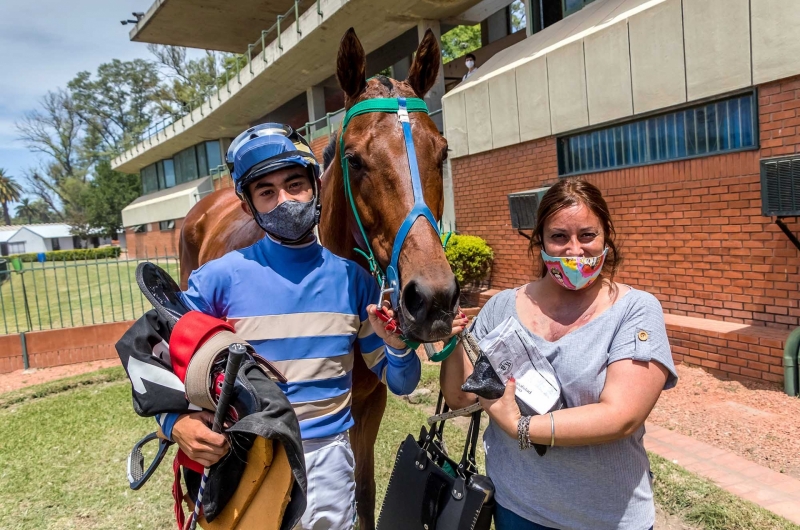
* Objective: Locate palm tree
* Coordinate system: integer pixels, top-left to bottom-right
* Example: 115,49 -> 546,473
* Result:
0,169 -> 22,226
15,198 -> 36,224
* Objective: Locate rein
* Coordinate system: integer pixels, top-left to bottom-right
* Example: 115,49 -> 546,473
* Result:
339,97 -> 458,360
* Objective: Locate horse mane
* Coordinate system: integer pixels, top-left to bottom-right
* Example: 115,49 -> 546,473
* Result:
323,131 -> 338,168
324,76 -> 399,169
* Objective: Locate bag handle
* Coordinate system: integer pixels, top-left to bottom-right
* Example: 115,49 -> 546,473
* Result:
421,392 -> 450,450
457,411 -> 482,478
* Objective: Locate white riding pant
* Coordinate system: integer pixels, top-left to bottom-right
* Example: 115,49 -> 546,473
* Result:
293,432 -> 357,530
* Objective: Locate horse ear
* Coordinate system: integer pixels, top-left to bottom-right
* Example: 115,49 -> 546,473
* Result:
337,28 -> 367,102
407,29 -> 441,98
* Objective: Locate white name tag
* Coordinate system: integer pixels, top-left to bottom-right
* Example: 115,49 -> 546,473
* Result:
479,317 -> 561,415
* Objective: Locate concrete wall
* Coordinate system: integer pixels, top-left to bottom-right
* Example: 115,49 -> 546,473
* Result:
443,0 -> 800,159
448,74 -> 800,384
122,177 -> 213,228
0,321 -> 133,374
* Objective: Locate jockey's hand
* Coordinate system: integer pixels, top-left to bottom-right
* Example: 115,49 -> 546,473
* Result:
367,302 -> 408,350
171,411 -> 229,467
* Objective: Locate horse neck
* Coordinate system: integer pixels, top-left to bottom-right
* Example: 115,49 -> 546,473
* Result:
319,156 -> 359,262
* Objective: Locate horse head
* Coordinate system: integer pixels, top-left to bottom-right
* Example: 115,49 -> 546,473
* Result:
320,28 -> 459,344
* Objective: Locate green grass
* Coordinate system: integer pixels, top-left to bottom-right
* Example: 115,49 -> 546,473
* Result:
0,366 -> 796,530
651,452 -> 800,530
0,366 -> 478,530
0,257 -> 180,335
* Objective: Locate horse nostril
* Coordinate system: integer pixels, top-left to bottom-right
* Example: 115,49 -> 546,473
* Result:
401,279 -> 432,323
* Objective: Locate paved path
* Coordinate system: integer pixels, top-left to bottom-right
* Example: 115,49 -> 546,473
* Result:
646,423 -> 800,524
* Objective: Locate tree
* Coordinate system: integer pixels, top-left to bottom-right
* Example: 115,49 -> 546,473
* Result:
510,0 -> 527,33
84,160 -> 142,238
13,199 -> 55,225
0,169 -> 23,225
147,45 -> 236,117
67,58 -> 162,158
16,90 -> 87,223
441,25 -> 482,62
14,199 -> 35,224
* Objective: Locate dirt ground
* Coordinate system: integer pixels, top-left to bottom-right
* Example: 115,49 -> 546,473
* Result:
649,363 -> 800,480
0,359 -> 120,394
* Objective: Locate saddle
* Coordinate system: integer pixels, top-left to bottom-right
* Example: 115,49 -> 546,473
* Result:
136,263 -> 306,530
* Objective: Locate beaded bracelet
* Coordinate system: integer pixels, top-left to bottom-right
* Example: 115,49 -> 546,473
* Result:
517,416 -> 532,450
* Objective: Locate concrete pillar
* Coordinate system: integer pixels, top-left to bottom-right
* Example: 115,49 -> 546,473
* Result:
416,20 -> 446,132
392,56 -> 412,81
305,85 -> 326,133
441,160 -> 457,233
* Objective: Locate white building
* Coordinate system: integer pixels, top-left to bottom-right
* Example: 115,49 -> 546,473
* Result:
0,224 -> 112,256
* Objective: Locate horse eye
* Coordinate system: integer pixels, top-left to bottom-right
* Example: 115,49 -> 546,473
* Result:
346,154 -> 363,171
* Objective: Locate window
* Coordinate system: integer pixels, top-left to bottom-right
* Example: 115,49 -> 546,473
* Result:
557,92 -> 758,177
133,225 -> 146,233
141,164 -> 159,194
563,0 -> 596,17
163,159 -> 176,188
159,220 -> 176,231
206,141 -> 223,174
196,143 -> 209,177
8,242 -> 25,254
174,146 -> 199,184
510,0 -> 527,33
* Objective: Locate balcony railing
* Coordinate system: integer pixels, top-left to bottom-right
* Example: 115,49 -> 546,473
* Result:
131,0 -> 325,152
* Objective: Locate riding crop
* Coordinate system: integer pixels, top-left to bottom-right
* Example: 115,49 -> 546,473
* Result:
187,342 -> 247,530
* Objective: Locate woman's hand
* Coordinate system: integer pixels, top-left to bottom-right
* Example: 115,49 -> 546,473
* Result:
479,377 -> 522,440
450,311 -> 469,339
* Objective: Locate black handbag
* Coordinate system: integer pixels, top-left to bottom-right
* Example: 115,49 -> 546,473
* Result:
377,393 -> 495,530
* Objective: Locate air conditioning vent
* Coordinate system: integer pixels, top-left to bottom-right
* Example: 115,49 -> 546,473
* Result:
761,156 -> 800,216
508,187 -> 550,230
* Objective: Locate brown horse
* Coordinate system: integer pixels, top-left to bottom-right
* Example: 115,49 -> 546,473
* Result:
179,28 -> 457,529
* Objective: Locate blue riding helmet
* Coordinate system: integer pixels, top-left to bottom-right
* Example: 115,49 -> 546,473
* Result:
226,123 -> 321,197
226,123 -> 322,243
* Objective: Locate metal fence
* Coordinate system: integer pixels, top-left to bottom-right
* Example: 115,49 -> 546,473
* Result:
0,253 -> 180,335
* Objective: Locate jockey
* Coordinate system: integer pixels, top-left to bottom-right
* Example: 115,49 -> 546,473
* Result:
160,123 -> 422,530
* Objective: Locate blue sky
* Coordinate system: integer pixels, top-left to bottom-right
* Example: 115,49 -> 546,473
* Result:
0,0 -> 192,200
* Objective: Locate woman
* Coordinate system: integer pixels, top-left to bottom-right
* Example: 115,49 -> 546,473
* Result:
441,179 -> 678,530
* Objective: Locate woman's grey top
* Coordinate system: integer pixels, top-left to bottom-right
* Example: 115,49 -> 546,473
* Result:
471,287 -> 678,530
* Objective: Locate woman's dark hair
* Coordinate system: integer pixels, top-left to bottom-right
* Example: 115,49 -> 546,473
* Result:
528,178 -> 622,282
465,53 -> 476,61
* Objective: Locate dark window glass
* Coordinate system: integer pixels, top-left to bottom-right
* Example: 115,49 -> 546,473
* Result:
163,159 -> 176,188
206,141 -> 222,173
141,164 -> 158,194
557,93 -> 757,176
196,143 -> 208,177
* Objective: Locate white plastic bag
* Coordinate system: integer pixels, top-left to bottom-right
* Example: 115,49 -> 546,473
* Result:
478,317 -> 561,415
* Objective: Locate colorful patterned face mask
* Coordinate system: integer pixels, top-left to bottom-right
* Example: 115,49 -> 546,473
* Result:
540,248 -> 608,290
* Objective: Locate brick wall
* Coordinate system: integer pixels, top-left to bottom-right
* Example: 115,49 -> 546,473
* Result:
310,135 -> 331,165
125,218 -> 183,259
451,77 -> 800,383
0,320 -> 133,374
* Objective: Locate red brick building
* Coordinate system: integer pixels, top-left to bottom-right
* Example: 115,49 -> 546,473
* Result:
443,0 -> 800,384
